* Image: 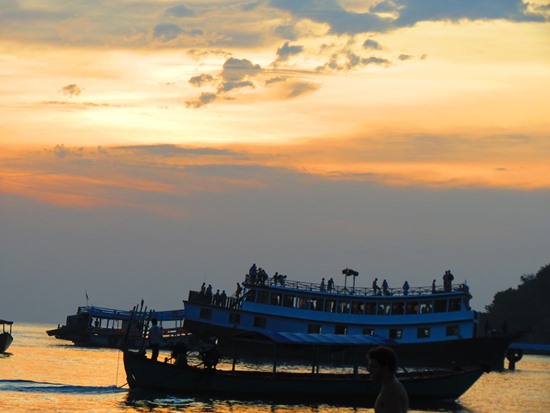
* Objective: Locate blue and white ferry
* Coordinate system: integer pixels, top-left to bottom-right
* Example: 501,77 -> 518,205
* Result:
183,266 -> 520,370
47,303 -> 187,349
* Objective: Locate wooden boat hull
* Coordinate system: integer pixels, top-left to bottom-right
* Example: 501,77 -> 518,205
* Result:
47,325 -> 143,348
0,332 -> 13,353
123,351 -> 484,404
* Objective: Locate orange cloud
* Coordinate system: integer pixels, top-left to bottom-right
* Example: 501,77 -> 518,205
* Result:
1,137 -> 548,217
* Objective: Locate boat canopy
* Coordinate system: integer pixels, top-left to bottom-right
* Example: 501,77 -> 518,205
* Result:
234,331 -> 396,346
78,306 -> 185,321
0,320 -> 13,325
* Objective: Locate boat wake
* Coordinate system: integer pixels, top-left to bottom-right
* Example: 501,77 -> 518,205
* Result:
125,389 -> 314,410
125,390 -> 197,409
0,379 -> 126,395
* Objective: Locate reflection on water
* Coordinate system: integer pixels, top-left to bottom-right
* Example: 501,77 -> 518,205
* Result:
0,323 -> 549,413
123,389 -> 478,413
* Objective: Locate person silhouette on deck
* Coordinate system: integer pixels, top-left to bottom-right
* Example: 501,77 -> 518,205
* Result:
382,279 -> 389,295
443,270 -> 454,292
373,278 -> 381,295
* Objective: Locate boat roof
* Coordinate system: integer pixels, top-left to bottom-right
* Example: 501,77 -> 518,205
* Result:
234,331 -> 396,347
0,319 -> 13,324
77,306 -> 186,321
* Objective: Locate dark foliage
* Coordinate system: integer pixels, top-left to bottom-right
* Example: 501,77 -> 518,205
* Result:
483,263 -> 550,343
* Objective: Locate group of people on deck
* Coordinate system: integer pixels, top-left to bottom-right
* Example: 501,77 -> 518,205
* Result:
371,270 -> 455,296
197,265 -> 456,309
319,277 -> 335,292
371,278 -> 400,296
198,282 -> 228,306
244,264 -> 456,298
246,263 -> 287,286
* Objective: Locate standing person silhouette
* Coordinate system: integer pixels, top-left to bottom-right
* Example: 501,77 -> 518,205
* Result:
367,346 -> 409,413
148,318 -> 162,362
443,270 -> 454,292
372,278 -> 381,295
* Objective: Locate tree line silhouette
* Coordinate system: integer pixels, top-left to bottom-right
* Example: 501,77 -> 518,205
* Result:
482,263 -> 550,343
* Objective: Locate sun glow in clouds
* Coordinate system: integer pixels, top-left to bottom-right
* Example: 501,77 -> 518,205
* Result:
0,0 -> 548,194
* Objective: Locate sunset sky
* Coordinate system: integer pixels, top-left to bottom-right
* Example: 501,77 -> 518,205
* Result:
1,0 -> 549,323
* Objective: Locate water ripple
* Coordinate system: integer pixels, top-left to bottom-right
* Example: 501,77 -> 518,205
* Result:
0,379 -> 126,395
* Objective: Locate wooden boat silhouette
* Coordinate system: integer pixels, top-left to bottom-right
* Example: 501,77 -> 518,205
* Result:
47,303 -> 187,349
123,332 -> 484,405
0,319 -> 14,353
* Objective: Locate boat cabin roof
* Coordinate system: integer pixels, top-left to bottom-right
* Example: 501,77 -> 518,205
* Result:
0,319 -> 13,325
77,306 -> 186,321
233,331 -> 396,347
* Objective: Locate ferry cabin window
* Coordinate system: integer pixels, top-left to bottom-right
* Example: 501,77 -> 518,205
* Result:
405,302 -> 419,314
283,294 -> 295,307
389,329 -> 402,339
298,296 -> 309,310
392,302 -> 404,315
378,303 -> 390,315
253,317 -> 266,328
245,289 -> 256,302
365,303 -> 376,315
270,293 -> 281,305
199,308 -> 212,320
449,298 -> 461,312
335,325 -> 348,334
313,298 -> 324,311
355,302 -> 363,314
338,300 -> 351,314
434,299 -> 447,313
228,313 -> 241,325
325,299 -> 336,312
417,327 -> 430,338
419,302 -> 432,313
308,324 -> 322,334
256,290 -> 269,304
362,328 -> 375,336
446,325 -> 459,336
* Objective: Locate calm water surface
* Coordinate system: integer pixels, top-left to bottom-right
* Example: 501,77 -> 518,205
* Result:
1,323 -> 549,413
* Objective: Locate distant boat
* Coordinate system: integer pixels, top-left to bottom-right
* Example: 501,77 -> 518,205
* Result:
123,332 -> 485,405
182,266 -> 521,370
47,303 -> 187,349
0,319 -> 14,353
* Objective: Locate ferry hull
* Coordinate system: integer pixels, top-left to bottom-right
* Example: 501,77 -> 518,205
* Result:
183,319 -> 520,371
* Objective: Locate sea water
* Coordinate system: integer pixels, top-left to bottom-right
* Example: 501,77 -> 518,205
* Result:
1,323 -> 549,413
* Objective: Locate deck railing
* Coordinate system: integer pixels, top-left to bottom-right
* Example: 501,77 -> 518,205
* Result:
243,278 -> 468,298
187,279 -> 470,311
